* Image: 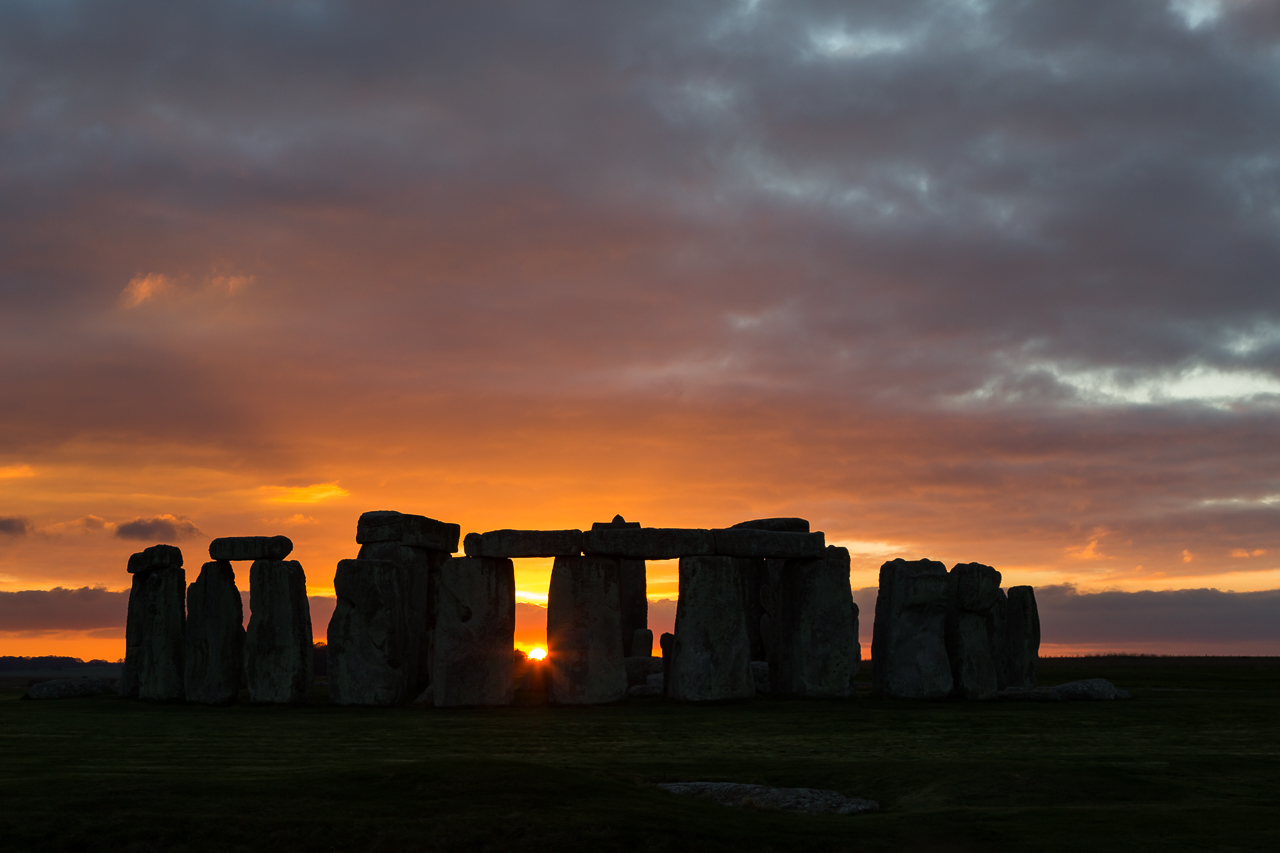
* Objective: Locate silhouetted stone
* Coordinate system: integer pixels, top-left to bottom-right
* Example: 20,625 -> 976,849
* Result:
742,558 -> 769,661
209,535 -> 293,562
872,558 -> 952,699
357,510 -> 460,552
667,556 -> 755,701
547,556 -> 627,704
945,562 -> 1003,700
328,558 -> 415,705
118,570 -> 147,697
751,660 -> 771,694
1000,678 -> 1129,702
767,546 -> 860,698
434,557 -> 515,707
463,529 -> 583,558
659,631 -> 673,697
127,543 -> 183,573
624,655 -> 664,687
1004,586 -> 1040,688
730,518 -> 810,533
591,514 -> 641,531
712,528 -> 825,559
619,560 -> 647,655
630,627 -> 654,658
627,683 -> 663,697
355,541 -> 443,696
183,560 -> 244,704
130,565 -> 186,700
582,527 -> 714,560
245,559 -> 313,703
26,678 -> 115,700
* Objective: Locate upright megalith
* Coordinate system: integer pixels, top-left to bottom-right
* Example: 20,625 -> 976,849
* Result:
354,539 -> 445,697
945,562 -> 1003,700
244,559 -> 313,703
209,536 -> 293,562
184,560 -> 244,704
593,515 -> 648,656
1004,586 -> 1040,688
872,558 -> 952,699
547,556 -> 627,704
328,558 -> 415,705
433,557 -> 515,707
631,627 -> 654,658
667,556 -> 754,702
767,546 -> 860,698
120,545 -> 186,700
728,519 -> 816,662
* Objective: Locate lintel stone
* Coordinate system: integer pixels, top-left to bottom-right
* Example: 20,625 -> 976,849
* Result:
356,510 -> 460,552
463,529 -> 583,558
711,528 -> 825,559
209,535 -> 293,562
582,527 -> 714,560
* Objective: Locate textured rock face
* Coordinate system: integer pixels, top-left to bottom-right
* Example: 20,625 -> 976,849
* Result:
463,529 -> 583,558
547,556 -> 628,704
434,557 -> 515,707
132,566 -> 186,700
355,541 -> 442,696
945,562 -> 1004,700
742,558 -> 769,661
667,556 -> 755,701
624,655 -> 664,687
619,560 -> 648,656
711,528 -> 826,559
183,561 -> 245,704
751,660 -> 771,694
630,627 -> 654,658
244,559 -> 313,703
356,510 -> 460,552
767,546 -> 860,698
1004,585 -> 1040,688
118,570 -> 147,697
872,559 -> 952,699
730,518 -> 810,533
209,536 -> 293,562
127,543 -> 183,573
328,558 -> 416,706
582,528 -> 714,560
659,632 -> 673,697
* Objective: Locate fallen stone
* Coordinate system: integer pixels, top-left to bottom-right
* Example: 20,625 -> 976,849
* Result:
624,655 -> 665,687
657,783 -> 879,816
244,559 -> 313,703
871,558 -> 952,700
945,562 -> 1003,701
582,527 -> 714,560
547,556 -> 628,704
620,560 -> 648,656
712,528 -> 826,559
667,556 -> 755,701
751,660 -> 771,694
434,556 -> 515,707
26,678 -> 115,700
767,546 -> 860,698
463,529 -> 583,558
730,518 -> 810,533
127,543 -> 183,573
126,565 -> 186,701
183,560 -> 245,705
630,627 -> 654,658
627,684 -> 663,698
208,535 -> 293,562
1000,678 -> 1130,702
356,510 -> 461,552
328,558 -> 415,706
1004,585 -> 1041,689
591,514 -> 641,531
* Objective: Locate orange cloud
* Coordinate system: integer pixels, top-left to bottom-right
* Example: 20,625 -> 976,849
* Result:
119,273 -> 172,307
260,484 -> 351,504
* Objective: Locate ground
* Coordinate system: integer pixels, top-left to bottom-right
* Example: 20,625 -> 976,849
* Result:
1,658 -> 1277,852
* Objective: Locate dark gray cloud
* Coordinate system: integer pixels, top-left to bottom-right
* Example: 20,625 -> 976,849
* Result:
0,516 -> 31,536
0,586 -> 126,632
114,515 -> 202,542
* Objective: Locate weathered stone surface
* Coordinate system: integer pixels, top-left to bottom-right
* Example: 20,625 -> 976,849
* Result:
731,518 -> 810,533
945,562 -> 1003,701
355,541 -> 444,695
1000,678 -> 1129,702
463,529 -> 583,558
356,510 -> 461,552
751,660 -> 771,694
871,558 -> 952,699
27,678 -> 115,700
712,528 -> 826,559
647,672 -> 664,689
627,683 -> 663,698
118,570 -> 147,697
657,783 -> 878,815
591,514 -> 641,531
582,527 -> 714,560
127,543 -> 183,573
624,655 -> 664,687
620,560 -> 647,655
742,558 -> 769,661
183,560 -> 244,704
209,535 -> 293,562
120,565 -> 186,701
434,557 -> 515,707
547,556 -> 628,704
244,559 -> 313,703
767,546 -> 860,698
630,627 -> 654,658
667,556 -> 755,701
659,631 -> 673,697
1004,585 -> 1040,689
327,559 -> 415,706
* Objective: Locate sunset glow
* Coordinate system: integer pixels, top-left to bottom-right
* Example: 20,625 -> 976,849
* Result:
527,648 -> 547,661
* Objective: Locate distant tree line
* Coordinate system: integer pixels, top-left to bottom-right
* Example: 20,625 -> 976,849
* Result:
0,655 -> 120,671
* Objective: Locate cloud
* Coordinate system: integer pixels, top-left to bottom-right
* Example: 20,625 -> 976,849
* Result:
119,273 -> 172,307
114,514 -> 202,542
0,465 -> 35,479
0,586 -> 128,633
260,484 -> 351,504
0,516 -> 31,536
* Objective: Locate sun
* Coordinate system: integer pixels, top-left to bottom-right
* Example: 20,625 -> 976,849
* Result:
527,647 -> 547,661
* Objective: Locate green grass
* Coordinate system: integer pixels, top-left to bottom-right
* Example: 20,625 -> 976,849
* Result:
2,658 -> 1278,852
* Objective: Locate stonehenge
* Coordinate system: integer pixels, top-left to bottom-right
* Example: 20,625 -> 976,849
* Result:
666,556 -> 755,701
183,560 -> 244,704
1004,586 -> 1041,688
546,556 -> 627,704
245,559 -> 314,703
120,547 -> 187,701
433,556 -> 516,707
945,562 -> 1004,700
209,535 -> 293,562
765,546 -> 860,698
872,559 -> 953,699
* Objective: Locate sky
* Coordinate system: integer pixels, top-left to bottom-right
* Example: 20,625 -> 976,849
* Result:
2,0 -> 1279,660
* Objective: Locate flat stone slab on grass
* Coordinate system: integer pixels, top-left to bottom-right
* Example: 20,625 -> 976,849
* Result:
1001,678 -> 1131,702
356,510 -> 461,552
26,678 -> 114,700
658,782 -> 879,816
712,528 -> 825,559
209,536 -> 293,562
582,528 -> 714,560
463,529 -> 583,558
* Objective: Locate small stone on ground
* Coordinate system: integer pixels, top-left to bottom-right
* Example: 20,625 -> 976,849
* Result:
26,678 -> 115,700
657,782 -> 878,815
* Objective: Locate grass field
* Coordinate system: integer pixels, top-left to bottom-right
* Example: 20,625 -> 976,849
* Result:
2,657 -> 1277,852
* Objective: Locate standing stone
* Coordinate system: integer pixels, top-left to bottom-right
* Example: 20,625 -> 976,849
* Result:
118,570 -> 147,697
134,566 -> 186,701
992,587 -> 1008,690
742,559 -> 769,661
1004,586 -> 1040,688
184,561 -> 244,704
667,556 -> 754,702
659,632 -> 673,697
328,558 -> 417,705
945,562 -> 1003,700
547,556 -> 627,704
619,559 -> 648,656
631,627 -> 654,658
245,559 -> 313,703
767,546 -> 860,698
356,540 -> 444,696
871,559 -> 952,700
434,557 -> 515,707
